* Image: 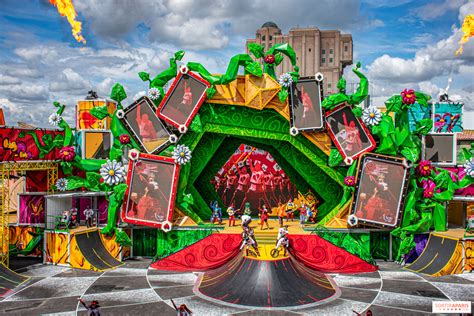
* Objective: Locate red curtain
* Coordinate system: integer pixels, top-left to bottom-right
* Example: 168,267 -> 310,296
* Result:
151,233 -> 242,272
288,235 -> 378,274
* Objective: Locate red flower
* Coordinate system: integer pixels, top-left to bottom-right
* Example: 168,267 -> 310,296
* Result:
344,176 -> 355,187
422,188 -> 434,198
401,89 -> 416,105
119,134 -> 130,145
416,160 -> 432,177
59,146 -> 76,162
264,54 -> 275,64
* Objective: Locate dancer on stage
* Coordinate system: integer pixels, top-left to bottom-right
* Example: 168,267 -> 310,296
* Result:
226,205 -> 236,227
209,200 -> 222,224
286,199 -> 295,222
240,216 -> 260,256
223,169 -> 238,206
231,166 -> 250,210
276,201 -> 286,228
241,159 -> 271,210
275,226 -> 290,257
258,204 -> 271,230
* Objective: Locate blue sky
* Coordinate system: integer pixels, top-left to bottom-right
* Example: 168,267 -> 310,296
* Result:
0,0 -> 472,126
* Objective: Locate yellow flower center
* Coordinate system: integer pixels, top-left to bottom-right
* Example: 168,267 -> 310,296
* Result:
63,151 -> 69,156
180,152 -> 185,157
370,113 -> 375,118
406,94 -> 412,98
108,170 -> 115,176
423,166 -> 429,170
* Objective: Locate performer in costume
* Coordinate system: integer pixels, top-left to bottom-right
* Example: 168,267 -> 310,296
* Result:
258,204 -> 271,230
209,200 -> 222,224
226,205 -> 236,227
285,199 -> 295,222
223,170 -> 238,206
84,207 -> 95,228
231,166 -> 250,210
240,217 -> 260,256
275,226 -> 290,257
263,171 -> 278,206
276,201 -> 286,227
171,299 -> 193,316
78,299 -> 101,316
241,159 -> 271,211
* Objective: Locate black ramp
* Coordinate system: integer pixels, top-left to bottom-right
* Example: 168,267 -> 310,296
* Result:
87,230 -> 122,268
75,230 -> 122,271
194,256 -> 338,309
0,263 -> 29,296
406,234 -> 458,275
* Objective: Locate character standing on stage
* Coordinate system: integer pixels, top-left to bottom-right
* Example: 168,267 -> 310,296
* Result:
276,201 -> 286,227
242,202 -> 252,217
299,202 -> 307,227
70,208 -> 78,228
209,200 -> 222,224
61,209 -> 71,228
226,205 -> 236,227
258,204 -> 271,230
84,207 -> 95,228
171,299 -> 193,315
78,299 -> 101,316
275,226 -> 290,257
240,216 -> 260,256
242,159 -> 271,210
263,171 -> 278,206
223,170 -> 238,206
286,199 -> 295,222
231,166 -> 250,210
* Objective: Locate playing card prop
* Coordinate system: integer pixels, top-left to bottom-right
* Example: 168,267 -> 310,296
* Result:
350,153 -> 410,228
119,96 -> 174,155
289,75 -> 324,134
326,103 -> 376,164
433,102 -> 463,133
122,153 -> 180,231
157,69 -> 210,134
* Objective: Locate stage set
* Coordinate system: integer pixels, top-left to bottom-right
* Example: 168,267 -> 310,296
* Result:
1,44 -> 473,314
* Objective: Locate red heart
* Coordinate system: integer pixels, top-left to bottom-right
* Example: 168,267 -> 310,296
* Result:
131,152 -> 137,158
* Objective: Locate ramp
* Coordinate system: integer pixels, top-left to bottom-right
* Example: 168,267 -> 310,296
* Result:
73,230 -> 122,271
194,255 -> 339,310
406,233 -> 461,276
0,263 -> 29,297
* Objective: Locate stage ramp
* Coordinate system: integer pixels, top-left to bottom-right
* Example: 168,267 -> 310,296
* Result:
0,263 -> 29,297
405,232 -> 464,276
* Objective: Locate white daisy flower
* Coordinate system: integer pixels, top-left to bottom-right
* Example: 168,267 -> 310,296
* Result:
278,73 -> 293,88
48,113 -> 62,126
147,87 -> 160,100
55,178 -> 68,191
464,158 -> 474,177
362,106 -> 382,126
172,144 -> 192,165
100,159 -> 126,186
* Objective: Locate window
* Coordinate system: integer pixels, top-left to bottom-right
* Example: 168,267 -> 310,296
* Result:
322,58 -> 326,63
330,49 -> 333,54
328,83 -> 332,88
262,35 -> 266,40
344,45 -> 348,52
329,58 -> 333,63
269,35 -> 273,40
322,49 -> 326,55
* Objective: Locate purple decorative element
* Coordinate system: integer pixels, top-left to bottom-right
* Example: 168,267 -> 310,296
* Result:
404,234 -> 429,264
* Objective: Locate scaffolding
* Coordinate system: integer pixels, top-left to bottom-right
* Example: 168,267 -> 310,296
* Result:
0,161 -> 58,266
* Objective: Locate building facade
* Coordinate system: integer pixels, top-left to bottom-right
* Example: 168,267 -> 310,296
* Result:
246,22 -> 353,95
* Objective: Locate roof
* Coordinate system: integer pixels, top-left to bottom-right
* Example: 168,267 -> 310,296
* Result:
261,21 -> 279,28
457,130 -> 474,140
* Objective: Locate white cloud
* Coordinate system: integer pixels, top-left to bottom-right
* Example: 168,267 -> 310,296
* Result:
49,68 -> 91,92
0,75 -> 21,85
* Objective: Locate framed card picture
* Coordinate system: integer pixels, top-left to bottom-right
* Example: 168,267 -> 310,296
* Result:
157,69 -> 210,133
423,133 -> 457,166
289,76 -> 324,133
350,153 -> 410,228
121,153 -> 180,231
120,96 -> 174,154
433,102 -> 463,133
325,103 -> 376,164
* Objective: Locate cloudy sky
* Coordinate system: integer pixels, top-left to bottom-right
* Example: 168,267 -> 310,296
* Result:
0,0 -> 473,127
